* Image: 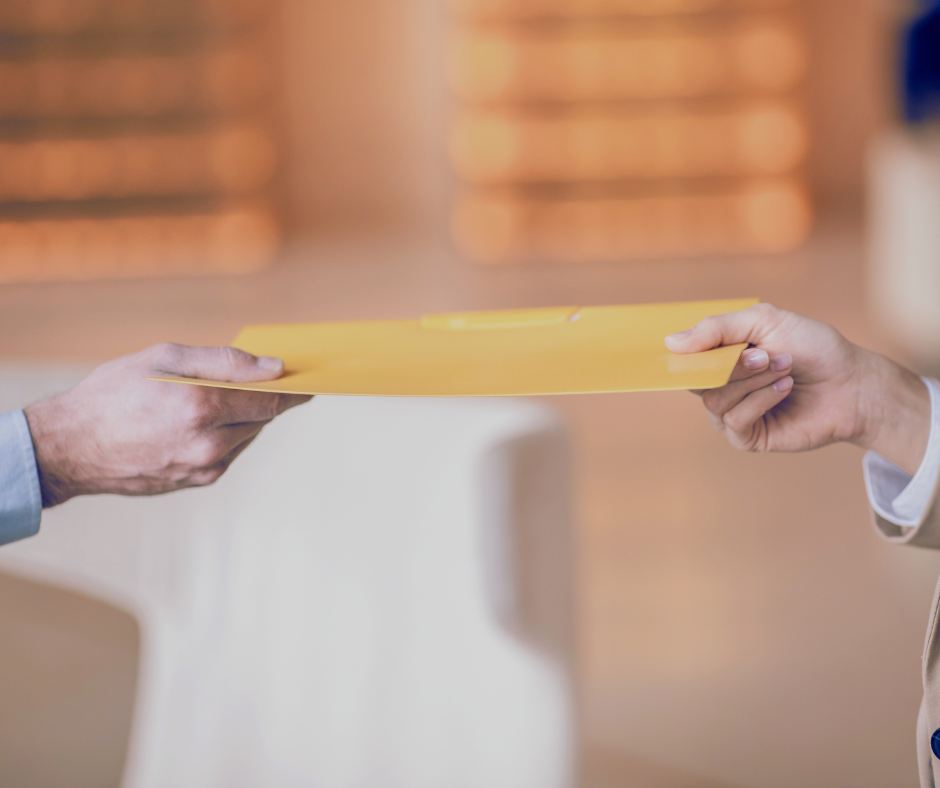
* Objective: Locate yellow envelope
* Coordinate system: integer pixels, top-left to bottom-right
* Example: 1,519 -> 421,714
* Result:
154,298 -> 758,397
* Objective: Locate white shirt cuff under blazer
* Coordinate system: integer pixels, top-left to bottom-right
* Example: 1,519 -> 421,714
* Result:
864,377 -> 940,528
0,409 -> 41,545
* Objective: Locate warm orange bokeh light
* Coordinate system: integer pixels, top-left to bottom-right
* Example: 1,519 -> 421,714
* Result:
448,22 -> 806,103
450,103 -> 808,184
448,0 -> 794,22
452,178 -> 810,263
0,207 -> 279,282
1,0 -> 271,35
0,47 -> 271,119
447,0 -> 811,264
734,23 -> 807,91
0,126 -> 277,201
0,0 -> 281,282
209,127 -> 279,193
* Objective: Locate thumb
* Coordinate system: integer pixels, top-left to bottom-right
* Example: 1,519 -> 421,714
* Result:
664,303 -> 775,355
151,344 -> 285,382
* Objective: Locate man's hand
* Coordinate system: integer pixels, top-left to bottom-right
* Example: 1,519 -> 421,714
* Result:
24,343 -> 312,507
665,303 -> 931,475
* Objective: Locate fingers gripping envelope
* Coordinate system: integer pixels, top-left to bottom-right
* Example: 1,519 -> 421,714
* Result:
153,298 -> 759,397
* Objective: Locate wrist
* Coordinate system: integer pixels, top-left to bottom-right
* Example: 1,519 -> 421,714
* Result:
851,350 -> 930,476
24,396 -> 80,508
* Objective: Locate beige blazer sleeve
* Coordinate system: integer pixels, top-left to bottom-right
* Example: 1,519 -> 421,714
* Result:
871,474 -> 940,548
870,373 -> 940,548
877,468 -> 940,788
867,378 -> 940,787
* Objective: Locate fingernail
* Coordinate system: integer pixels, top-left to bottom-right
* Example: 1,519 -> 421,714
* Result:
743,349 -> 768,370
773,376 -> 793,393
666,328 -> 693,342
256,356 -> 284,373
770,353 -> 792,372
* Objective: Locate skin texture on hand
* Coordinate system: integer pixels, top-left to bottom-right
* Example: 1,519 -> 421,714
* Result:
665,303 -> 931,476
24,343 -> 312,508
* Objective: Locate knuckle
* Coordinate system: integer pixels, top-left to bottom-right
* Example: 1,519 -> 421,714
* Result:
220,345 -> 253,373
219,345 -> 240,369
697,315 -> 717,332
749,303 -> 780,326
179,393 -> 215,429
148,342 -> 184,368
189,435 -> 225,468
174,397 -> 201,429
701,389 -> 723,415
695,315 -> 725,343
722,410 -> 748,433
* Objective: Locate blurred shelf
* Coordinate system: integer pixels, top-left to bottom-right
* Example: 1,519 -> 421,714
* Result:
0,44 -> 273,121
448,0 -> 796,23
452,177 -> 810,263
0,125 -> 277,202
0,206 -> 278,282
450,102 -> 808,185
0,0 -> 274,36
448,18 -> 806,104
0,0 -> 283,284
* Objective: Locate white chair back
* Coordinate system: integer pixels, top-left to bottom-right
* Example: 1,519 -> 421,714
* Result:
0,371 -> 576,788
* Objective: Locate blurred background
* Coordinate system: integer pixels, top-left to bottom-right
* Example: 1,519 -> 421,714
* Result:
1,0 -> 940,786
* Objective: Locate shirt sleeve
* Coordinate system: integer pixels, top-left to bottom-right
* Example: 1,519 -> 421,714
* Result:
863,376 -> 940,528
0,409 -> 41,545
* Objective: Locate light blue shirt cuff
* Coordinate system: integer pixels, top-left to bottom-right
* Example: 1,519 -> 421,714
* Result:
0,409 -> 41,545
863,376 -> 940,528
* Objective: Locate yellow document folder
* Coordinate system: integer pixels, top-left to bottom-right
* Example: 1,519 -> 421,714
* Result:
155,298 -> 758,397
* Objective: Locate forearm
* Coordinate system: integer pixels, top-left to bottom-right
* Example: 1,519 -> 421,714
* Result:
852,350 -> 931,476
24,396 -> 80,508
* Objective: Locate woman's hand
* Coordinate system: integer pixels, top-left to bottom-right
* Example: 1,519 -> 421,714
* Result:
665,303 -> 931,475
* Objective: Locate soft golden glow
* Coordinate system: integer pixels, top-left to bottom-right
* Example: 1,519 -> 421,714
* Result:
209,208 -> 281,270
448,0 -> 811,263
27,0 -> 99,34
209,127 -> 279,193
450,103 -> 806,184
203,49 -> 273,111
738,179 -> 811,251
449,114 -> 521,183
733,23 -> 807,91
737,103 -> 807,173
0,208 -> 279,282
200,0 -> 271,28
0,126 -> 277,201
0,0 -> 272,34
452,179 -> 811,263
0,0 -> 282,283
448,22 -> 805,103
0,47 -> 271,118
448,33 -> 518,103
448,0 -> 793,22
452,196 -> 524,263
